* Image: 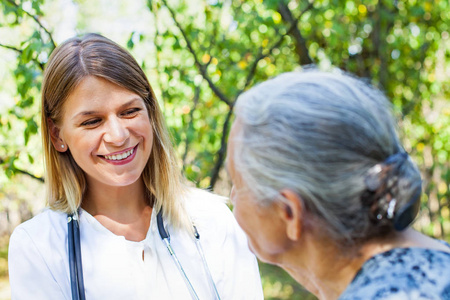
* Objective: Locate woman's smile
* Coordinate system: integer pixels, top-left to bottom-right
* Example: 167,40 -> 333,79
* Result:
100,144 -> 139,165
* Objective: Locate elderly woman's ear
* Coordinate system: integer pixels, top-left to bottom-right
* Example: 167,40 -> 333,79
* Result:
278,189 -> 304,242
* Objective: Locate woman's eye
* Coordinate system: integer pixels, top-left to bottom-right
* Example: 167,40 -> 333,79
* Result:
122,108 -> 141,117
81,119 -> 101,127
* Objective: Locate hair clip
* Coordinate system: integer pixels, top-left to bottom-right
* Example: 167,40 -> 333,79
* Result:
386,198 -> 396,219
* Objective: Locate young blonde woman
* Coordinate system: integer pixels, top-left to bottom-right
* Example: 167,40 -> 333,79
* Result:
226,70 -> 450,299
8,33 -> 263,300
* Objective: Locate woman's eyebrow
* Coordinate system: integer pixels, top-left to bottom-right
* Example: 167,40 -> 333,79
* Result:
71,97 -> 143,120
119,97 -> 143,108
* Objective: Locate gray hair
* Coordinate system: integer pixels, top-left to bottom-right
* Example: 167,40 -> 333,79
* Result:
233,69 -> 422,245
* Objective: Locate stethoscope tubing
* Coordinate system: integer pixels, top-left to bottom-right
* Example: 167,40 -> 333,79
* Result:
68,214 -> 86,300
157,210 -> 200,300
157,211 -> 221,300
161,238 -> 200,300
193,233 -> 221,300
68,210 -> 221,300
73,215 -> 86,300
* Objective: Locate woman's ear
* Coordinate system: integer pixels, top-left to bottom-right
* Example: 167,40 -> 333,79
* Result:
278,189 -> 304,241
47,118 -> 68,152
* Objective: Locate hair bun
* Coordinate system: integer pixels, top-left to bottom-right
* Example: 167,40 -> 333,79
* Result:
361,152 -> 410,227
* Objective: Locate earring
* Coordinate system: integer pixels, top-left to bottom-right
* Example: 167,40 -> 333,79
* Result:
61,145 -> 65,149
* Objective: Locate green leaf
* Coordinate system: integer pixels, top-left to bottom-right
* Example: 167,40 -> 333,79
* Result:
32,0 -> 43,16
24,128 -> 30,145
27,118 -> 38,134
127,32 -> 135,49
147,0 -> 153,11
21,45 -> 34,64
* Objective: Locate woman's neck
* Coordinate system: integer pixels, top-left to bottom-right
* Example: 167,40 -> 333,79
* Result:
280,228 -> 450,300
81,176 -> 152,242
279,235 -> 368,300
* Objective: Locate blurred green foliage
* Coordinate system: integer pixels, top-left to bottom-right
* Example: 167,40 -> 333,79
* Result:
259,262 -> 318,299
0,0 -> 449,298
0,240 -> 7,278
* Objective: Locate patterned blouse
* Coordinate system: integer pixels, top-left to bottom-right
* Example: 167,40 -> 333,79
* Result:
339,245 -> 450,300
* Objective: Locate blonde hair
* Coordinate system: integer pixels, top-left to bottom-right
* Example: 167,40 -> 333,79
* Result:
41,33 -> 190,229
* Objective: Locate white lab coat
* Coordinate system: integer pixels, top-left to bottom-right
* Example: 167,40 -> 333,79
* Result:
8,189 -> 263,299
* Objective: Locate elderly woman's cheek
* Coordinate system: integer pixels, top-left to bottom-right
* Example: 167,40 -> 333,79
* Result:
230,186 -> 237,206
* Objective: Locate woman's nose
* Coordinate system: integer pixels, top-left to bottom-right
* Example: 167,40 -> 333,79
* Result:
103,117 -> 129,145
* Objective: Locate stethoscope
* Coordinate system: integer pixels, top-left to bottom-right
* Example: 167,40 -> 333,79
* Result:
67,210 -> 221,300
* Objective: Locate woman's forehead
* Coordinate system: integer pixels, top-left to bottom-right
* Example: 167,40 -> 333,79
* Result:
61,76 -> 143,119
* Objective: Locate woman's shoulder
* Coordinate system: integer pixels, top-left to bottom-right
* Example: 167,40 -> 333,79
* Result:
340,247 -> 450,299
10,208 -> 67,242
183,187 -> 239,238
8,209 -> 71,299
183,187 -> 231,219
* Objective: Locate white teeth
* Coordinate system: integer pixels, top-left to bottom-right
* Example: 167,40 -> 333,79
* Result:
104,148 -> 134,161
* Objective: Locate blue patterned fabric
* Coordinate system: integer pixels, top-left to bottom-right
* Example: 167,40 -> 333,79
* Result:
339,246 -> 450,300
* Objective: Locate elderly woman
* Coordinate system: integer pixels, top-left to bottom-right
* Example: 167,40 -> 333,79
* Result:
226,70 -> 450,299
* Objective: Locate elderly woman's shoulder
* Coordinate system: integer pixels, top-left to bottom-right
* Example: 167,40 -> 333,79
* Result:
339,247 -> 450,300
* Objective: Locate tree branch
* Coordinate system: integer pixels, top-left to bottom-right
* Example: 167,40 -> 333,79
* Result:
0,157 -> 44,183
0,43 -> 45,70
402,42 -> 430,117
182,86 -> 200,166
208,2 -> 314,187
372,1 -> 396,89
209,107 -> 234,188
160,0 -> 232,107
240,47 -> 264,94
0,43 -> 22,54
239,1 -> 314,94
278,1 -> 313,66
6,0 -> 56,48
16,168 -> 45,183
